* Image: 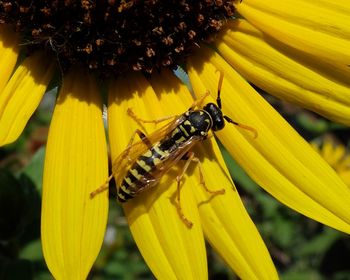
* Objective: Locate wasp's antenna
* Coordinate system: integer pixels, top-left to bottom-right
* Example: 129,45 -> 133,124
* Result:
224,116 -> 258,139
216,70 -> 224,109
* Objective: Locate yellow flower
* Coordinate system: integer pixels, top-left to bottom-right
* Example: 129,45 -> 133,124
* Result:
312,137 -> 350,187
1,0 -> 350,279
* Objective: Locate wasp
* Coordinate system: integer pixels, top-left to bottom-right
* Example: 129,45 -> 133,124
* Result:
90,72 -> 257,228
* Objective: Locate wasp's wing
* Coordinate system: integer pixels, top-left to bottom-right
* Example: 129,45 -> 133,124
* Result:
110,115 -> 186,185
134,136 -> 203,196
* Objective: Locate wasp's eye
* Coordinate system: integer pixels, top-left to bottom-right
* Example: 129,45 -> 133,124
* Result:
203,103 -> 225,131
212,117 -> 225,131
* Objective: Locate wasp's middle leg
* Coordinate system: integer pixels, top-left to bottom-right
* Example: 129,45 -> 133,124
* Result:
175,151 -> 225,227
125,128 -> 151,150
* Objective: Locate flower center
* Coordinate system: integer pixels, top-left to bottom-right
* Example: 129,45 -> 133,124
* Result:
0,0 -> 235,76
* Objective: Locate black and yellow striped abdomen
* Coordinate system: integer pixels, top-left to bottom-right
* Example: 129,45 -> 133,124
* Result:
117,109 -> 213,202
117,143 -> 170,202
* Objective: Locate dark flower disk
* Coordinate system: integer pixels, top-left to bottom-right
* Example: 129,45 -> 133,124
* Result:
0,0 -> 235,76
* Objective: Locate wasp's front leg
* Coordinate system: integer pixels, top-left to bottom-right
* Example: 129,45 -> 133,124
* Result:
188,91 -> 210,111
127,108 -> 177,126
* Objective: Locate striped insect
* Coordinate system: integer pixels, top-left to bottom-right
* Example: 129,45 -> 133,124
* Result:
90,72 -> 257,228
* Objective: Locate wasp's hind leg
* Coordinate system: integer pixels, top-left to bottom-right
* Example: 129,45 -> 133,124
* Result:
90,173 -> 114,198
175,151 -> 225,227
90,129 -> 149,199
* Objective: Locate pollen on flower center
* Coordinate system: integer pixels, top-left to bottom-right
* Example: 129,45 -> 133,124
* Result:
0,0 -> 236,76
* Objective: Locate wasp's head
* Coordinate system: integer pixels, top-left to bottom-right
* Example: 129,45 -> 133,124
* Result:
203,103 -> 225,131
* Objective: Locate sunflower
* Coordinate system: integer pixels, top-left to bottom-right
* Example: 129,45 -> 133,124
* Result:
0,0 -> 350,279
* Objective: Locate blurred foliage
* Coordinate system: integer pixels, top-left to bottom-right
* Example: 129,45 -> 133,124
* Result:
0,87 -> 350,280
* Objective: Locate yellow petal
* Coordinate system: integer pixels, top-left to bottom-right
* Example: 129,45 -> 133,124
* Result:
339,171 -> 350,188
0,52 -> 54,146
150,71 -> 278,279
194,138 -> 278,280
41,70 -> 108,279
237,0 -> 350,65
108,72 -> 207,279
188,47 -> 350,234
216,19 -> 350,125
0,25 -> 19,93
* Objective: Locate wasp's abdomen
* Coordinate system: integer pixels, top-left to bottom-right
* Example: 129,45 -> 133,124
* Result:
117,142 -> 171,202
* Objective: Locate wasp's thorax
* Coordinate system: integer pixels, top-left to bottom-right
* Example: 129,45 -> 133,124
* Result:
183,110 -> 212,137
203,103 -> 225,131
